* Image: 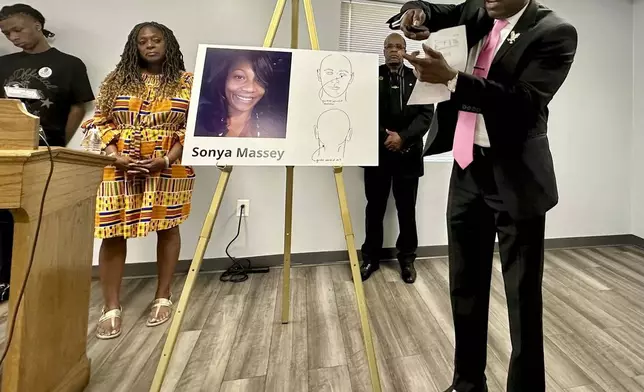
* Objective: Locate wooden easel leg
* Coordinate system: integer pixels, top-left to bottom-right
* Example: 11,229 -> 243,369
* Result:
281,166 -> 294,324
302,0 -> 320,49
149,166 -> 233,392
333,167 -> 382,392
281,0 -> 299,326
291,0 -> 300,49
300,0 -> 381,388
263,0 -> 288,47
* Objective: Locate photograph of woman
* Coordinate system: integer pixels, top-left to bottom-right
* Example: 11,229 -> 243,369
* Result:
193,48 -> 292,138
82,22 -> 195,340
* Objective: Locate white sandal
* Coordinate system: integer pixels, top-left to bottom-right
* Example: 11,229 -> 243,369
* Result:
96,306 -> 123,340
146,295 -> 173,327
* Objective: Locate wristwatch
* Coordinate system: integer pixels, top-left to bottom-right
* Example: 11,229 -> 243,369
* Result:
163,156 -> 171,169
446,72 -> 459,93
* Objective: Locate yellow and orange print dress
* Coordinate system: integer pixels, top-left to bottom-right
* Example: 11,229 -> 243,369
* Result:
83,72 -> 196,239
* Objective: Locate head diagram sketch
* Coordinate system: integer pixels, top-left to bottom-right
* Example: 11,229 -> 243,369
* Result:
312,108 -> 353,163
317,54 -> 354,102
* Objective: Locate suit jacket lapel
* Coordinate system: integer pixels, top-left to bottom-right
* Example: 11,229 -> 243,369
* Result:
468,7 -> 494,50
492,0 -> 539,65
402,68 -> 415,103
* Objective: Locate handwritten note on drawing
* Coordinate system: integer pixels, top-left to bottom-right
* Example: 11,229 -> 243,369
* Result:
408,25 -> 468,105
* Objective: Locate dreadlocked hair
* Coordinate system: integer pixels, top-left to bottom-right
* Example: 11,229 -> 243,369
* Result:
97,22 -> 185,115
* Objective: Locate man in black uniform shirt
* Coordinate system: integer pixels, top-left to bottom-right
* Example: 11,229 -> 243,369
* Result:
0,4 -> 95,301
360,33 -> 433,284
0,4 -> 94,146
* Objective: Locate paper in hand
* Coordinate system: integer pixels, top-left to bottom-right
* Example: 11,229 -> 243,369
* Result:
407,25 -> 468,105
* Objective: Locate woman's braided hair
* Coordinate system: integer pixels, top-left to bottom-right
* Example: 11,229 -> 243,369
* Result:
96,22 -> 185,115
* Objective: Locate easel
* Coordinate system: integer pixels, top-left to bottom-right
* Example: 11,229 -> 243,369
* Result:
148,0 -> 382,391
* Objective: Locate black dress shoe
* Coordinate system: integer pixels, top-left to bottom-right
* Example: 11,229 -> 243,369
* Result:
400,262 -> 416,283
360,262 -> 379,281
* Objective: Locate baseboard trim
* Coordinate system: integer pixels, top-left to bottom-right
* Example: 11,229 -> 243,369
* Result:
626,234 -> 644,248
93,234 -> 644,279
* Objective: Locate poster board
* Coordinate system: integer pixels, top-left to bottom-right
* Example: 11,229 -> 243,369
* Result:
182,45 -> 379,167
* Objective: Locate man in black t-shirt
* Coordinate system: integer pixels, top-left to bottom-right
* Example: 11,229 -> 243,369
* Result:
0,4 -> 95,147
0,4 -> 95,301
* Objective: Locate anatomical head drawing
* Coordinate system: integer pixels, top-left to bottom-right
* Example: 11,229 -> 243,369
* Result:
312,108 -> 353,163
317,54 -> 354,102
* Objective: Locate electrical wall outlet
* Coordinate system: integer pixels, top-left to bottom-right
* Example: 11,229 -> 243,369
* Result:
236,199 -> 250,217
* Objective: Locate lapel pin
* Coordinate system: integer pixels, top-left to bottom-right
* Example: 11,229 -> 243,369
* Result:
508,31 -> 520,44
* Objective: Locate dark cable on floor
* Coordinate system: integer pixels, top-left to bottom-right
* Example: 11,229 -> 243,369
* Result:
220,205 -> 269,283
220,205 -> 251,282
0,131 -> 54,366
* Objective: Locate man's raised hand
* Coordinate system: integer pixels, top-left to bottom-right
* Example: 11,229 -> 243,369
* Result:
400,8 -> 430,41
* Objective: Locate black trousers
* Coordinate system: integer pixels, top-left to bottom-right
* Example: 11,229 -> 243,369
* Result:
447,149 -> 545,392
361,166 -> 419,263
0,209 -> 13,284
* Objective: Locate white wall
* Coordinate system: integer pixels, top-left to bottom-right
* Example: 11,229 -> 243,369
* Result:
632,0 -> 644,238
0,0 -> 634,265
540,0 -> 632,238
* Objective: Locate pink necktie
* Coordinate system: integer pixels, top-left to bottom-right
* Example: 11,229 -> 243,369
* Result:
452,19 -> 509,169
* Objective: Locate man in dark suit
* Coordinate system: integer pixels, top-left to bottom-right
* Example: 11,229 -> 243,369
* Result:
387,1 -> 577,391
360,33 -> 433,284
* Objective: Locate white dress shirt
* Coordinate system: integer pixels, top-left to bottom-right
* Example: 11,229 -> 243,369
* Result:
464,4 -> 528,147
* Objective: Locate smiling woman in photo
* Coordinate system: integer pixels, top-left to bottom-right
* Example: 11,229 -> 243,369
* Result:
194,49 -> 291,138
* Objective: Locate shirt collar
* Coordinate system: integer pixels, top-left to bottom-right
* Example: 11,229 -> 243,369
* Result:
386,64 -> 404,76
503,2 -> 529,27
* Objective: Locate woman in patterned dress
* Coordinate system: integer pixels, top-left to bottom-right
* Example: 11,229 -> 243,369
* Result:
83,22 -> 195,339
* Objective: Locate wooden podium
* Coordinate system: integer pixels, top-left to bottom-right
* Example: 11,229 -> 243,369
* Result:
0,99 -> 113,392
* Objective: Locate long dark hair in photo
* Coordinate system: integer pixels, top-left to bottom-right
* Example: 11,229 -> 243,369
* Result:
196,49 -> 291,138
96,22 -> 185,116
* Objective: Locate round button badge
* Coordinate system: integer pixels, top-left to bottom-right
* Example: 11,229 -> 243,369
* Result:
38,67 -> 53,78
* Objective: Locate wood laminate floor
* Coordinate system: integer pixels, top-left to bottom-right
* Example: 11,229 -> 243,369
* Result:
3,246 -> 644,391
